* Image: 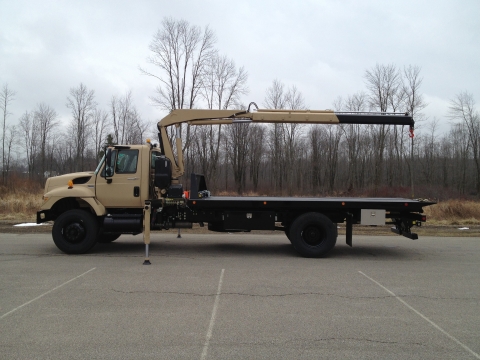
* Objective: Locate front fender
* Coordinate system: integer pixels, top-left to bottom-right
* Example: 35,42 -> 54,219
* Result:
41,187 -> 106,216
80,198 -> 106,216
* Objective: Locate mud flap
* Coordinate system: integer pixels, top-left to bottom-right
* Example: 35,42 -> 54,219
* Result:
346,213 -> 353,247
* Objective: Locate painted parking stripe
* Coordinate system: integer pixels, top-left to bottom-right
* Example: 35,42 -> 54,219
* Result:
201,268 -> 225,360
359,271 -> 479,359
0,268 -> 96,320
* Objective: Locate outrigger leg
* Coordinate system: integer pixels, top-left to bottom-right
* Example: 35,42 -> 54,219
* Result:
143,202 -> 151,265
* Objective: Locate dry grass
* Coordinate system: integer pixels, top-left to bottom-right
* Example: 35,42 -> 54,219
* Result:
1,184 -> 480,225
0,185 -> 44,220
424,200 -> 480,225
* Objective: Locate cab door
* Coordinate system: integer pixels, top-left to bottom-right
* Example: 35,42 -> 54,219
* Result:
96,149 -> 142,208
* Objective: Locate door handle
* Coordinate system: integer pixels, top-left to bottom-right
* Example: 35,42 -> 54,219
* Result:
127,177 -> 139,180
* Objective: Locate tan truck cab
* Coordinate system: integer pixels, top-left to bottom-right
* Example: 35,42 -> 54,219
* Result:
37,142 -> 164,253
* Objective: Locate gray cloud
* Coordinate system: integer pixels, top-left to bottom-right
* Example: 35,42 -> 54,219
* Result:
1,0 -> 479,134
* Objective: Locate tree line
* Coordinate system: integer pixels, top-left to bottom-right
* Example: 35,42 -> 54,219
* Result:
1,17 -> 479,200
0,84 -> 148,185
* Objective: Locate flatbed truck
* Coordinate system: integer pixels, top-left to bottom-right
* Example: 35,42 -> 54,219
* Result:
37,104 -> 435,263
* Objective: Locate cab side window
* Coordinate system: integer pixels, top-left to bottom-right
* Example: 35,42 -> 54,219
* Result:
116,149 -> 139,174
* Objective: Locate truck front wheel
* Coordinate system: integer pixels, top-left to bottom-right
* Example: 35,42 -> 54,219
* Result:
289,212 -> 337,258
52,209 -> 99,254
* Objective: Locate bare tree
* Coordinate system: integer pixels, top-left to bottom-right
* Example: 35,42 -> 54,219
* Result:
19,111 -> 38,180
110,95 -> 119,144
308,126 -> 322,192
34,103 -> 58,180
286,85 -> 305,109
201,54 -> 248,110
123,108 -> 149,145
67,83 -> 96,171
263,80 -> 308,193
418,119 -> 439,185
356,132 -> 374,189
338,92 -> 367,190
264,79 -> 287,109
438,133 -> 452,189
365,64 -> 402,112
402,65 -> 427,197
3,125 -> 17,185
403,65 -> 427,118
324,125 -> 343,192
140,17 -> 217,179
283,85 -> 306,194
92,108 -> 109,161
193,125 -> 223,189
118,92 -> 133,144
110,91 -> 141,145
448,123 -> 470,193
264,80 -> 287,192
194,54 -> 249,189
1,84 -> 16,184
141,17 -> 216,110
364,64 -> 403,194
449,91 -> 480,195
345,92 -> 368,112
225,123 -> 250,194
248,124 -> 265,192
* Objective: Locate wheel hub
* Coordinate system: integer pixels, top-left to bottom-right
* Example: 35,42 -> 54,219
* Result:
303,226 -> 324,246
64,223 -> 85,243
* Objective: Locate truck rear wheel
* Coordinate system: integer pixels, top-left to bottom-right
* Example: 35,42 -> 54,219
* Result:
52,209 -> 99,254
289,212 -> 337,258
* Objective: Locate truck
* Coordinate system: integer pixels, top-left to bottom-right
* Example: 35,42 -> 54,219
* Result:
37,104 -> 435,263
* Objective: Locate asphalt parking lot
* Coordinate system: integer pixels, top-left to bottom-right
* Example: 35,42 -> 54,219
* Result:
1,233 -> 479,359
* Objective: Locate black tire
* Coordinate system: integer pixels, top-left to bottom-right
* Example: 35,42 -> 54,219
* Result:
97,232 -> 121,243
52,209 -> 99,254
288,212 -> 337,258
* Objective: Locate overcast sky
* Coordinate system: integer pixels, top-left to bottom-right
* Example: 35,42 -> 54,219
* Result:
1,0 -> 479,135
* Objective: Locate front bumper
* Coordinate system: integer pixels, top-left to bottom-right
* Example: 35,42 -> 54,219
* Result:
37,210 -> 53,224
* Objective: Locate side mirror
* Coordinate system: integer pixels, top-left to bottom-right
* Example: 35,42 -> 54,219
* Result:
106,148 -> 112,167
104,148 -> 114,182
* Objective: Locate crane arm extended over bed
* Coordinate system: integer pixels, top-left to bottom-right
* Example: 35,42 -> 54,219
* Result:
156,105 -> 414,180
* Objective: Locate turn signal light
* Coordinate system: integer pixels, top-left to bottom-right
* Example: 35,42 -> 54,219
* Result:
68,180 -> 73,188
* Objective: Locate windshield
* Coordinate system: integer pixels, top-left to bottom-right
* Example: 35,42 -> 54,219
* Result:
94,155 -> 105,175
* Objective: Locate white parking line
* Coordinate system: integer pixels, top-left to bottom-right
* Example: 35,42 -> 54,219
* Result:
201,268 -> 225,360
359,271 -> 480,359
0,267 -> 96,320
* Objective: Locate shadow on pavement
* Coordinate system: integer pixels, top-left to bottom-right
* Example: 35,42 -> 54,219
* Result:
91,237 -> 422,261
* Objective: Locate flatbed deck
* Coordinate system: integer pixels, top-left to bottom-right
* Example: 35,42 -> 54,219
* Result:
188,196 -> 434,212
179,194 -> 434,248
